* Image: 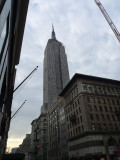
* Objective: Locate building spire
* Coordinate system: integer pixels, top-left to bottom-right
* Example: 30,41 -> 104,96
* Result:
51,23 -> 56,40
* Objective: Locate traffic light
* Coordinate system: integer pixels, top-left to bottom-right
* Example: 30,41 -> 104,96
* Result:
37,145 -> 40,150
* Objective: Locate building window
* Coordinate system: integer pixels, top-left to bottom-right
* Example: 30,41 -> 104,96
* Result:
78,99 -> 80,104
97,98 -> 101,104
114,107 -> 117,112
98,86 -> 102,94
104,106 -> 108,112
87,97 -> 90,103
68,107 -> 70,112
73,130 -> 75,136
76,128 -> 78,135
101,114 -> 105,121
115,124 -> 118,131
80,116 -> 83,122
90,114 -> 94,120
92,123 -> 96,131
88,105 -> 92,111
75,102 -> 77,107
111,88 -> 116,96
67,117 -> 68,121
88,84 -> 92,93
79,107 -> 81,113
107,114 -> 110,121
104,123 -> 107,130
112,115 -> 115,121
112,100 -> 115,105
98,123 -> 101,130
117,100 -> 120,105
109,124 -> 112,130
107,99 -> 111,104
76,109 -> 78,115
82,125 -> 84,132
103,87 -> 107,94
93,85 -> 97,93
99,106 -> 103,112
91,98 -> 95,103
94,105 -> 97,111
96,114 -> 99,121
83,83 -> 87,91
73,104 -> 74,109
102,99 -> 106,104
109,106 -> 113,112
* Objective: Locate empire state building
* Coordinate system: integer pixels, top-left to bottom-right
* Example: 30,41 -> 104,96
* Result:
43,26 -> 70,112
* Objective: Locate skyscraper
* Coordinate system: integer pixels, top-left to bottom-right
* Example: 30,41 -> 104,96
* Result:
43,26 -> 70,112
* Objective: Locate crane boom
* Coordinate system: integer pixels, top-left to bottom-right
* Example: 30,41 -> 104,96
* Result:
94,0 -> 120,43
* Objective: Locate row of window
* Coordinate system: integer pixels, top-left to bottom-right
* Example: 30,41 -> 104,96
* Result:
65,98 -> 80,114
68,125 -> 84,138
83,83 -> 120,96
90,113 -> 119,121
66,107 -> 81,120
49,109 -> 57,118
88,105 -> 120,112
67,116 -> 83,129
65,85 -> 78,104
87,97 -> 120,105
49,114 -> 58,124
91,123 -> 120,131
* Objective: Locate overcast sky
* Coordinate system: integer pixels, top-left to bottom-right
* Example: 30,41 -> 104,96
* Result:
7,0 -> 120,150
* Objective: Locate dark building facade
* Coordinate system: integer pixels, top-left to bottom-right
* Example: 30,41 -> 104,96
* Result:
16,134 -> 31,154
60,73 -> 120,160
0,0 -> 29,153
30,114 -> 48,160
42,27 -> 70,112
47,98 -> 68,160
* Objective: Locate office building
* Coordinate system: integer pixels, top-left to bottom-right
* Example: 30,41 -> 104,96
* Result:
60,73 -> 120,160
43,26 -> 70,112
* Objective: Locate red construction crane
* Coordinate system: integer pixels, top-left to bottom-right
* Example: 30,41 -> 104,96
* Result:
94,0 -> 120,43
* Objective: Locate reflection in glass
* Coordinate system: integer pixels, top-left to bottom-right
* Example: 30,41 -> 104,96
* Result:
0,21 -> 6,54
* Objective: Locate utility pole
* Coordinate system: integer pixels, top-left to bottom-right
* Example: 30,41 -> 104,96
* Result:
94,0 -> 120,43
